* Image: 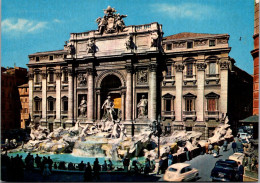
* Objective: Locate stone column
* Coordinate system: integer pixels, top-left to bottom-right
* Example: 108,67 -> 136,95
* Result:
121,91 -> 125,121
28,72 -> 34,121
97,90 -> 101,121
87,68 -> 94,122
148,63 -> 157,122
66,69 -> 74,127
196,62 -> 207,122
40,72 -> 47,126
125,66 -> 133,122
54,72 -> 62,127
219,59 -> 229,117
175,63 -> 184,122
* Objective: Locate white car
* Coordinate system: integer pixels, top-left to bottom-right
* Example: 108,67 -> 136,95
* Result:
228,152 -> 245,164
163,163 -> 199,182
239,133 -> 248,140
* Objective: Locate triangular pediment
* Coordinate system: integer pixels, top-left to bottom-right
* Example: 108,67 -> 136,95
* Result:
205,92 -> 220,99
183,92 -> 197,98
162,93 -> 175,99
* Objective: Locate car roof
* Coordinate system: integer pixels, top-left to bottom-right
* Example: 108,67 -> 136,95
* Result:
168,163 -> 191,169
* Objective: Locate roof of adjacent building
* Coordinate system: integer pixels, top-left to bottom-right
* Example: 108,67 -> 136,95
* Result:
29,49 -> 67,56
239,115 -> 259,123
164,32 -> 228,40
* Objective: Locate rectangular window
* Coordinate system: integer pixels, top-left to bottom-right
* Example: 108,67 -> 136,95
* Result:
165,99 -> 171,111
166,65 -> 172,77
35,101 -> 40,111
49,56 -> 53,60
209,40 -> 216,47
187,42 -> 193,49
36,57 -> 39,62
63,100 -> 68,111
208,99 -> 216,111
64,72 -> 68,82
49,101 -> 54,111
186,64 -> 193,76
35,73 -> 40,83
166,44 -> 172,50
209,63 -> 216,75
49,73 -> 54,82
186,99 -> 193,111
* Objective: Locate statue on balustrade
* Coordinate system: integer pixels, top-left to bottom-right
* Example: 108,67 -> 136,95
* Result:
137,95 -> 148,118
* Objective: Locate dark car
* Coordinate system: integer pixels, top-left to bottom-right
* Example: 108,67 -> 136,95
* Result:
210,159 -> 239,181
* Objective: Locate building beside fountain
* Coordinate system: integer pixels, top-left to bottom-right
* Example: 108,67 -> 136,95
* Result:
27,6 -> 252,139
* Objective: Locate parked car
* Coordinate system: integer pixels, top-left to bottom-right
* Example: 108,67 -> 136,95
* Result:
163,163 -> 199,182
238,132 -> 248,140
210,159 -> 239,182
229,153 -> 245,164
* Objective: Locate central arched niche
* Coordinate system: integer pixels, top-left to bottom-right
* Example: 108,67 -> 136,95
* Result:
100,74 -> 122,119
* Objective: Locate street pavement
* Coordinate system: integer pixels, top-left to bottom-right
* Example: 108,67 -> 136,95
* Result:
158,142 -> 234,181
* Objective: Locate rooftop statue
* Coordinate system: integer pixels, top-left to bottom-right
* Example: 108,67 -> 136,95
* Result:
96,6 -> 127,35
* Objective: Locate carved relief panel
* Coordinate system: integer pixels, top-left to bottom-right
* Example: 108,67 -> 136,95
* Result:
137,69 -> 148,85
77,73 -> 87,87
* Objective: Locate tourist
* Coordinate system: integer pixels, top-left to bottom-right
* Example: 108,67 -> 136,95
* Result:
157,156 -> 163,175
237,161 -> 244,181
84,162 -> 92,181
108,159 -> 113,170
236,139 -> 243,152
214,144 -> 220,156
184,147 -> 189,161
123,156 -> 130,172
150,161 -> 155,172
168,151 -> 173,166
35,154 -> 41,168
223,140 -> 228,151
132,157 -> 141,173
144,158 -> 150,175
68,162 -> 75,170
78,161 -> 85,171
205,141 -> 209,154
53,162 -> 58,169
93,158 -> 101,180
47,156 -> 53,171
102,160 -> 107,171
42,162 -> 51,178
208,144 -> 213,154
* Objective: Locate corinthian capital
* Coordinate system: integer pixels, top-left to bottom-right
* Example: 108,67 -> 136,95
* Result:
196,63 -> 207,71
219,60 -> 229,70
174,63 -> 184,72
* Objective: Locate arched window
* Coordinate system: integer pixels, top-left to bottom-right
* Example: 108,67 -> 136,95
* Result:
34,96 -> 42,112
47,96 -> 56,112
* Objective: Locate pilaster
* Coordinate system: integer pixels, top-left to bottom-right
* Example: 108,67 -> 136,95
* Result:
196,62 -> 207,122
54,72 -> 62,127
219,59 -> 229,116
148,61 -> 157,122
66,68 -> 74,127
125,65 -> 133,122
87,68 -> 94,122
28,72 -> 34,122
174,62 -> 184,122
40,72 -> 47,126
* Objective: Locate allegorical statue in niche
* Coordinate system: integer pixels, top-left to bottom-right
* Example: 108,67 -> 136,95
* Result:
137,95 -> 148,118
79,96 -> 87,117
102,96 -> 115,121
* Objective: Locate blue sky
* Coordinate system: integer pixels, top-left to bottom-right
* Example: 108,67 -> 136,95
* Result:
1,0 -> 254,74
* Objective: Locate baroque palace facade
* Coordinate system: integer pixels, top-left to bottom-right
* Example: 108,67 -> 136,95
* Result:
27,6 -> 252,139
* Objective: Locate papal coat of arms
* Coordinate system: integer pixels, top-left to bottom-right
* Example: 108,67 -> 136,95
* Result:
96,6 -> 127,35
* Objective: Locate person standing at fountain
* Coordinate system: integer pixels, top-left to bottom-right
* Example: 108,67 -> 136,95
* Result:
167,151 -> 173,166
123,156 -> 130,172
102,160 -> 108,171
93,158 -> 100,180
78,161 -> 85,171
102,96 -> 115,121
108,159 -> 113,171
35,154 -> 41,168
47,156 -> 53,171
84,162 -> 92,181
